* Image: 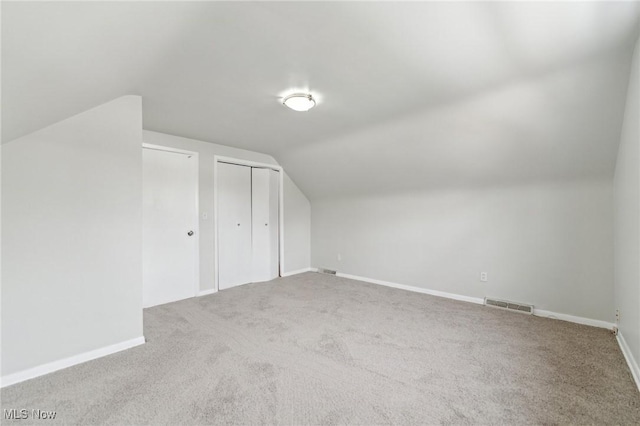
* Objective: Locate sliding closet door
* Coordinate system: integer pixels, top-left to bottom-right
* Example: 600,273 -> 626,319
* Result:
251,168 -> 280,282
268,169 -> 280,278
218,162 -> 252,290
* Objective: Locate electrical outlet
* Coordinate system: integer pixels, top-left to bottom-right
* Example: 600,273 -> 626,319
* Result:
616,309 -> 620,324
337,254 -> 342,262
480,272 -> 488,282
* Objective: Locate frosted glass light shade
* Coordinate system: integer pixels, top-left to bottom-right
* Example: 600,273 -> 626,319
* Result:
283,93 -> 316,112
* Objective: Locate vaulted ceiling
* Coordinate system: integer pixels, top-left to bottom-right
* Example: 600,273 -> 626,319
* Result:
3,2 -> 639,198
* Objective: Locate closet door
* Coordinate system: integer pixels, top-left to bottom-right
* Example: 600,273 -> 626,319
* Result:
251,168 -> 280,282
218,162 -> 252,290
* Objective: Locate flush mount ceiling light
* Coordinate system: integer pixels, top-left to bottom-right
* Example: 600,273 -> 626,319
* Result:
282,93 -> 316,112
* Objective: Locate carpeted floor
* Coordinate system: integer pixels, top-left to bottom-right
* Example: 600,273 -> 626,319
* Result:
2,272 -> 639,425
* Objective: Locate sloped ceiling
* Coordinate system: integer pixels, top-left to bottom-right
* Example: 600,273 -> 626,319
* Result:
3,2 -> 639,198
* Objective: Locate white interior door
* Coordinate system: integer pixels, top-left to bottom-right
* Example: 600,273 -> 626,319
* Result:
218,162 -> 252,290
268,169 -> 280,279
143,147 -> 198,308
251,168 -> 280,282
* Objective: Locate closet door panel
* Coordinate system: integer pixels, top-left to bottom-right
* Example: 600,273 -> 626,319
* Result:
251,168 -> 272,282
251,168 -> 279,282
218,162 -> 252,289
268,169 -> 280,279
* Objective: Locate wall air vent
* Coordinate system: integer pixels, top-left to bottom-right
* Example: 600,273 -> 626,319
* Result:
484,297 -> 533,315
317,268 -> 337,275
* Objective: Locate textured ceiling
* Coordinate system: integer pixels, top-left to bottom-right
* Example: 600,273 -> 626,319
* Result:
3,2 -> 639,198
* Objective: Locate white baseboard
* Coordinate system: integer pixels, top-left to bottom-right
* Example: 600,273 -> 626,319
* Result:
324,270 -> 614,330
334,272 -> 485,305
617,331 -> 640,392
198,288 -> 217,297
1,336 -> 145,388
281,267 -> 313,277
533,309 -> 614,329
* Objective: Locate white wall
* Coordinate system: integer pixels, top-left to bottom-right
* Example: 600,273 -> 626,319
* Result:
312,179 -> 614,322
284,173 -> 311,272
142,130 -> 311,291
1,96 -> 144,378
614,34 -> 640,383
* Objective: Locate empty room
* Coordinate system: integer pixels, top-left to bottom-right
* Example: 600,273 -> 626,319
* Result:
2,1 -> 640,424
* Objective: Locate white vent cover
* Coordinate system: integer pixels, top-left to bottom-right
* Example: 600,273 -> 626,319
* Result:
484,297 -> 533,315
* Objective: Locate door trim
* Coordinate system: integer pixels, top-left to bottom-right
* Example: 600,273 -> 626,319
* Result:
142,143 -> 200,300
213,155 -> 284,292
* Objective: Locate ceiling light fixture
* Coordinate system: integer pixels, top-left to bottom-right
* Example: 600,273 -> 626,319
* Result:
282,93 -> 316,112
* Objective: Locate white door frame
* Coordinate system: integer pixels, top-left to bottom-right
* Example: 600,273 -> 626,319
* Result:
214,155 -> 284,292
142,143 -> 200,299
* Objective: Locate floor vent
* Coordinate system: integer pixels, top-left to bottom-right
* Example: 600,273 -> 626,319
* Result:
317,268 -> 337,275
484,297 -> 533,315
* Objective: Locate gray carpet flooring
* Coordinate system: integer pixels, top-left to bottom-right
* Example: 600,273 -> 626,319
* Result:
2,272 -> 640,425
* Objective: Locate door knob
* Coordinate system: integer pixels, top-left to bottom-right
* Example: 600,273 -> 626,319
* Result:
187,230 -> 194,236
